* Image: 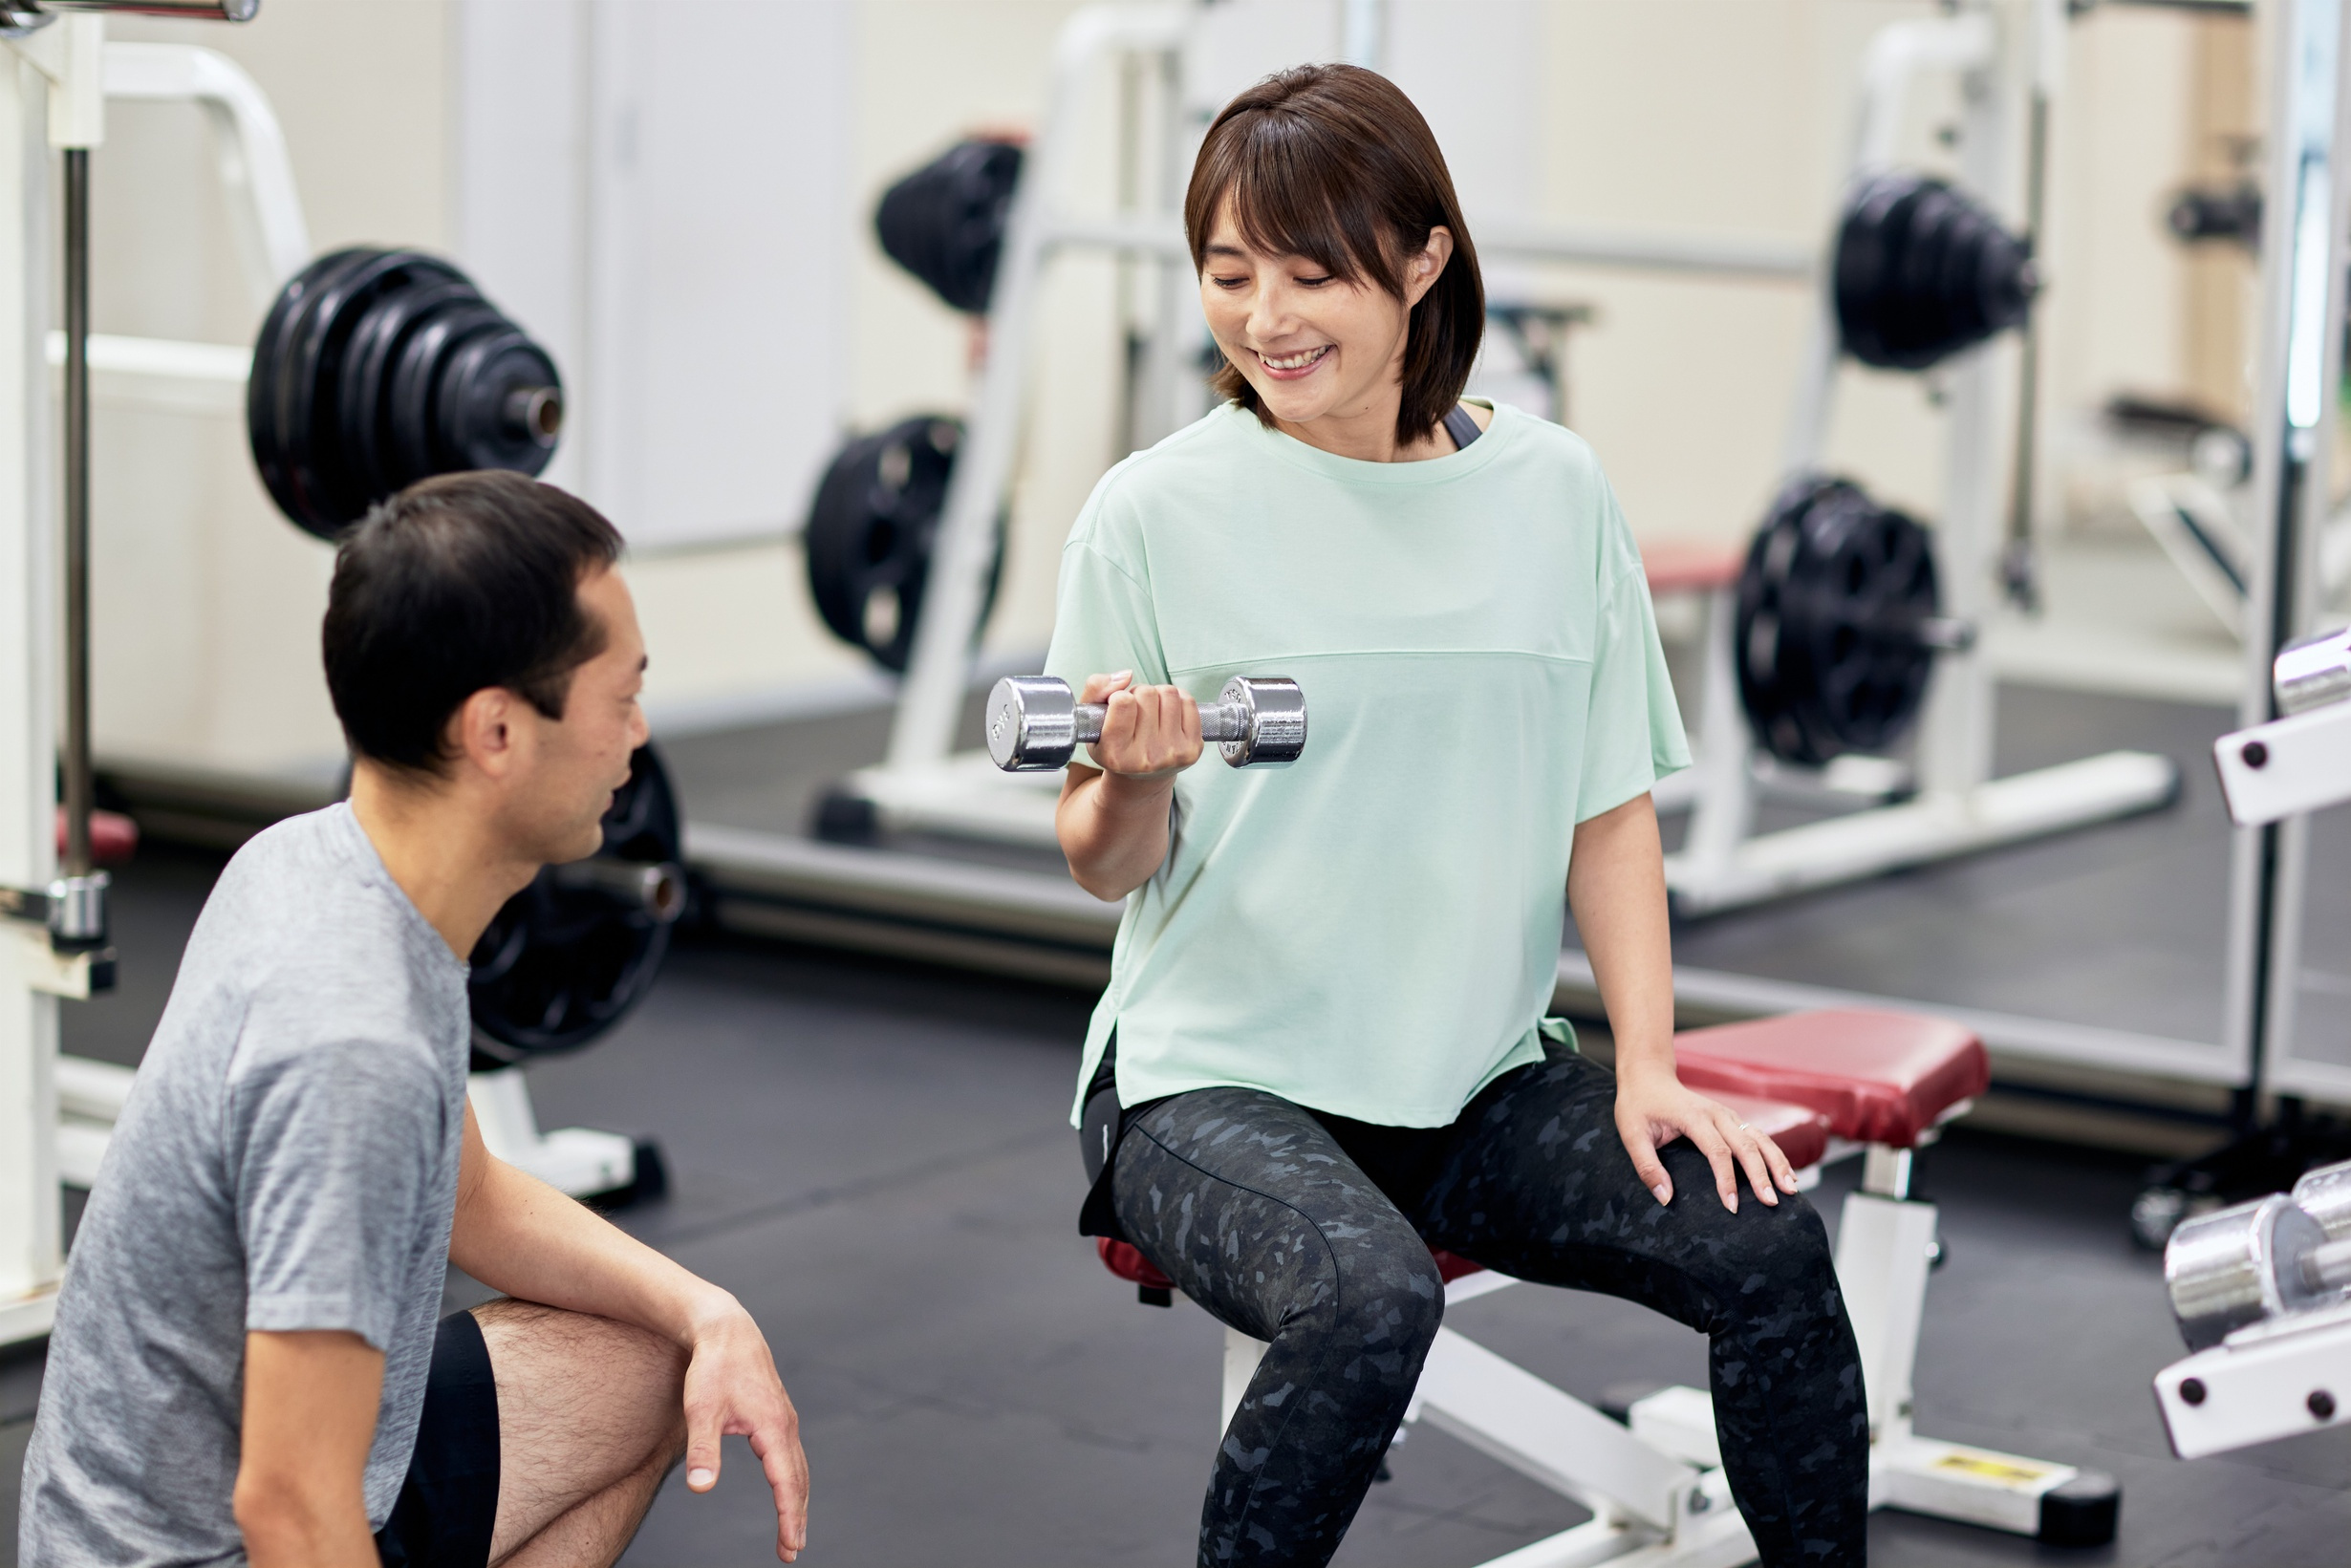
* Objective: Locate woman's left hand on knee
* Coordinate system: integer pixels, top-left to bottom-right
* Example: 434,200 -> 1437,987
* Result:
1612,1068 -> 1801,1214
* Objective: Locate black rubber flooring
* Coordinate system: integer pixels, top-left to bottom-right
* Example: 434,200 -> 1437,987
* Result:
6,842 -> 2351,1565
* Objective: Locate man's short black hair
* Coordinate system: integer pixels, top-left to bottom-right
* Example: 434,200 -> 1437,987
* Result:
324,471 -> 624,775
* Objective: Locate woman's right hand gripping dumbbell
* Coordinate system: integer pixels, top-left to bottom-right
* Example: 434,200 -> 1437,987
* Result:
1056,671 -> 1203,901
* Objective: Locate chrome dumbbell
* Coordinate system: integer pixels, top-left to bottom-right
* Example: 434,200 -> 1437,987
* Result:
985,675 -> 1307,772
2166,1158 -> 2351,1350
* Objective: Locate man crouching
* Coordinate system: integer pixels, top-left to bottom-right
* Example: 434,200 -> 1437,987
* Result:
18,471 -> 808,1567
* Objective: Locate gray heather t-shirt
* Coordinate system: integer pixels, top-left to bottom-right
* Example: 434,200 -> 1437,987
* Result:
18,805 -> 472,1567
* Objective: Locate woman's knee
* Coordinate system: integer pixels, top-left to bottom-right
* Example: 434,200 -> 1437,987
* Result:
1682,1188 -> 1844,1331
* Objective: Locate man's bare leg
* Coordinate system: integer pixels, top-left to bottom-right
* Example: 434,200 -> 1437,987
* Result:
472,1298 -> 688,1568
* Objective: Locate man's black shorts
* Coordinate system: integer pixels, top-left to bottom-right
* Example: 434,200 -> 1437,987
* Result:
375,1309 -> 502,1568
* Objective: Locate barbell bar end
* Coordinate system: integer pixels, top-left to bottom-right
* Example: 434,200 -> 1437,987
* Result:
1918,617 -> 1976,654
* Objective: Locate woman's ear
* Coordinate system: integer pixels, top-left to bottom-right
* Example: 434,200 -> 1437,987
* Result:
1405,226 -> 1455,307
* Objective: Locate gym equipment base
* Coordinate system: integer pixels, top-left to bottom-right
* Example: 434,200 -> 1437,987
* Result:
1665,750 -> 2180,917
826,754 -> 1064,849
47,1052 -> 660,1206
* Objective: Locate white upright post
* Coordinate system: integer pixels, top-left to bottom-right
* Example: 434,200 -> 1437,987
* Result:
1914,6 -> 2013,800
0,39 -> 60,1349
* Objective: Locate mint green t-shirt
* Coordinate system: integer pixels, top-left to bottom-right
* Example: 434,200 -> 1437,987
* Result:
1045,399 -> 1690,1128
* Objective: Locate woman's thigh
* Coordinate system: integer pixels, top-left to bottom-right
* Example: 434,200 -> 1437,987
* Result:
1112,1086 -> 1442,1345
1410,1051 -> 1833,1329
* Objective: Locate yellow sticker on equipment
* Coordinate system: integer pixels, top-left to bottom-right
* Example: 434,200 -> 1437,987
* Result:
1932,1452 -> 2056,1487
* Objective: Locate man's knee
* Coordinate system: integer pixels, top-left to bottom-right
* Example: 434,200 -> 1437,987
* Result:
471,1298 -> 687,1462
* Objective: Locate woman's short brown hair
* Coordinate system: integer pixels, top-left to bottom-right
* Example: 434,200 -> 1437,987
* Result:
1185,64 -> 1483,445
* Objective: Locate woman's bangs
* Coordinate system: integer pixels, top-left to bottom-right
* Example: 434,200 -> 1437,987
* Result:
1217,133 -> 1383,287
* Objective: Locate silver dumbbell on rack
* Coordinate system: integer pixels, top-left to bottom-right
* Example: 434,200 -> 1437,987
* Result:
2155,1157 -> 2351,1458
2166,1167 -> 2351,1350
985,676 -> 1307,772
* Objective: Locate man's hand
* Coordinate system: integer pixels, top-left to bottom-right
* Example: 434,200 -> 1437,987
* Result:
235,1329 -> 383,1568
1081,670 -> 1203,779
1614,1061 -> 1800,1214
679,1299 -> 809,1563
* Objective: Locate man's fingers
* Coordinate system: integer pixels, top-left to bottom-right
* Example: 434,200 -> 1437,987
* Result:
683,1400 -> 723,1493
751,1422 -> 809,1562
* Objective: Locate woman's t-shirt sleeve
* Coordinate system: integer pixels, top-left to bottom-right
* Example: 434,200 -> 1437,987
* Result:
1575,485 -> 1693,823
1044,477 -> 1170,770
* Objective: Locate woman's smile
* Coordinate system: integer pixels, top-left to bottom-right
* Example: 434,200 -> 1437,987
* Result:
1256,343 -> 1334,378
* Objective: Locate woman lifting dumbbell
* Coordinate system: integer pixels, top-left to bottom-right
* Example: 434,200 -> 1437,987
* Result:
1046,65 -> 1866,1568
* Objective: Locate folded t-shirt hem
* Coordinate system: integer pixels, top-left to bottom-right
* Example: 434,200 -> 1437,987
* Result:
1105,1037 -> 1550,1129
248,1292 -> 395,1351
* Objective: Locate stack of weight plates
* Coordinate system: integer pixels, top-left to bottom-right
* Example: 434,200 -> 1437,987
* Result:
248,247 -> 564,539
1736,475 -> 1943,767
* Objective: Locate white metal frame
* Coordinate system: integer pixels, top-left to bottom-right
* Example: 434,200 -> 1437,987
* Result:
833,0 -> 1817,851
0,35 -> 655,1346
0,23 -> 68,1352
1210,1140 -> 2095,1566
1660,1 -> 2179,919
2241,0 -> 2351,1111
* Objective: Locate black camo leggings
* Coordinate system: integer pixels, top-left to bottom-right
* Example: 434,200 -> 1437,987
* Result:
1111,1048 -> 1867,1567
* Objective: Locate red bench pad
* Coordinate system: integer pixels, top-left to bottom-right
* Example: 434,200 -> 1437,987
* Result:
1672,1008 -> 1987,1149
1640,539 -> 1745,596
1099,1238 -> 1174,1291
1095,1092 -> 1831,1293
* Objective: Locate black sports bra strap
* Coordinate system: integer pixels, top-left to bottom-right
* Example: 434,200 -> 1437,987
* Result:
1442,404 -> 1482,452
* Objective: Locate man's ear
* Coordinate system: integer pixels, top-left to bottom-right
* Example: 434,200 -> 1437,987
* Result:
446,687 -> 524,779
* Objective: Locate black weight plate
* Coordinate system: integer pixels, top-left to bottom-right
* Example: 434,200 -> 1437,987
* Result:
384,297 -> 507,484
431,325 -> 563,474
469,742 -> 682,1065
337,274 -> 484,504
803,415 -> 1002,672
284,249 -> 469,532
1736,475 -> 1940,766
248,247 -> 382,538
874,139 -> 1025,313
1835,172 -> 2033,372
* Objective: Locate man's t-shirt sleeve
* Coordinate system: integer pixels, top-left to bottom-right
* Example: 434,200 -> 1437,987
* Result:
229,1037 -> 446,1353
1576,485 -> 1693,824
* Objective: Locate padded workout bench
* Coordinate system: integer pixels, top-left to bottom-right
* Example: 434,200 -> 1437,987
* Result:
1098,1008 -> 2119,1566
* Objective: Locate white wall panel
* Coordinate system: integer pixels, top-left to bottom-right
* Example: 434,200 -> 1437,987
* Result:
461,0 -> 853,548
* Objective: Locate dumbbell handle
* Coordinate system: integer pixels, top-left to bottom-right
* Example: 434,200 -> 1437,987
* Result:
2299,1235 -> 2351,1295
1070,698 -> 1251,746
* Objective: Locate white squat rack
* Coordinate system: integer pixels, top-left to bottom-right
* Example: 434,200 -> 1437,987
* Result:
1657,0 -> 2180,917
825,0 -> 2181,919
0,22 -> 640,1350
825,0 -> 1818,851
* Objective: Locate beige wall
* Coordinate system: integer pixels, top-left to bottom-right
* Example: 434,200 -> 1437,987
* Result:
71,0 -> 2239,780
